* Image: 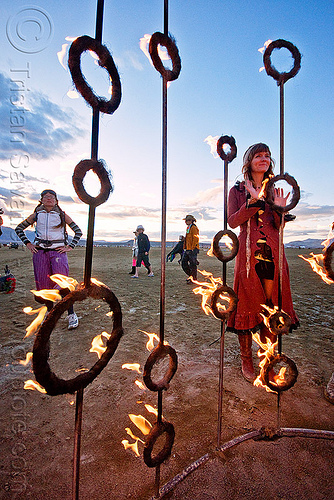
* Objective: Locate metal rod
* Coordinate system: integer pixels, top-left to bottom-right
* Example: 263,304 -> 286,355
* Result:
75,4 -> 105,498
72,387 -> 84,500
217,157 -> 229,447
152,427 -> 334,499
279,82 -> 284,175
217,321 -> 225,448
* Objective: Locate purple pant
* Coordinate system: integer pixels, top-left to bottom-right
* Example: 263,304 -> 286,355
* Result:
33,249 -> 69,290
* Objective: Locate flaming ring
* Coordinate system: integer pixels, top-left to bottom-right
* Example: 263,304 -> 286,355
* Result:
144,420 -> 175,468
265,173 -> 300,213
263,39 -> 301,85
143,343 -> 178,392
32,282 -> 123,396
210,285 -> 238,321
68,35 -> 121,114
149,32 -> 181,81
323,242 -> 334,281
212,230 -> 239,263
262,354 -> 298,393
217,135 -> 237,163
72,159 -> 112,207
268,310 -> 292,335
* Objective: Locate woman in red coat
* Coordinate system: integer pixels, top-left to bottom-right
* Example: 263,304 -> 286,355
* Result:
227,143 -> 299,382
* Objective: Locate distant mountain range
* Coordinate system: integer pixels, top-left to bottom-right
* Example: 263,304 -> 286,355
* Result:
0,226 -> 325,249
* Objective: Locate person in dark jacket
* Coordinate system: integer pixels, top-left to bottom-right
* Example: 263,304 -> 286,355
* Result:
131,225 -> 154,278
166,236 -> 184,263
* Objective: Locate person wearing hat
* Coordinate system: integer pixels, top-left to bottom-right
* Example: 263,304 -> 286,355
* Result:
226,143 -> 299,383
131,225 -> 154,278
15,189 -> 82,329
181,215 -> 199,281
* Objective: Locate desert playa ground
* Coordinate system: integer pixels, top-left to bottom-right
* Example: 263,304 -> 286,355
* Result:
0,246 -> 333,499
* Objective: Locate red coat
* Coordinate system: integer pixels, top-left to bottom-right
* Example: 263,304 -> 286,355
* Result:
227,181 -> 299,332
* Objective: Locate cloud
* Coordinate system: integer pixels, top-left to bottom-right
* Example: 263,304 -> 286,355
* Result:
292,202 -> 334,221
0,72 -> 87,160
184,179 -> 224,207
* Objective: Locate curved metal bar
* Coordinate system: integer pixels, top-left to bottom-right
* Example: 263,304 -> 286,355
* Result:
151,428 -> 334,499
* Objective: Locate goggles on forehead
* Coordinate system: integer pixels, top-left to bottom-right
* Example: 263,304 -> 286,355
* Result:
41,189 -> 57,198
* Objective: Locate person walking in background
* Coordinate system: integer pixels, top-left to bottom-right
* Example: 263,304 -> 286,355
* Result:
181,215 -> 199,282
0,208 -> 3,237
166,235 -> 185,264
227,143 -> 299,383
131,225 -> 154,278
15,189 -> 82,329
129,229 -> 150,275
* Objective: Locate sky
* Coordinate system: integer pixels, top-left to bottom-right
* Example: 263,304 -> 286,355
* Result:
0,0 -> 333,244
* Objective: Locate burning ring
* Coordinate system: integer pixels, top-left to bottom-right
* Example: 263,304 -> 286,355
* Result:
68,35 -> 121,114
262,354 -> 298,393
265,173 -> 300,213
217,135 -> 237,163
263,39 -> 301,85
212,230 -> 239,263
149,32 -> 181,81
143,343 -> 178,392
210,285 -> 238,321
323,242 -> 334,281
33,282 -> 123,396
268,310 -> 292,335
143,420 -> 175,468
72,159 -> 113,207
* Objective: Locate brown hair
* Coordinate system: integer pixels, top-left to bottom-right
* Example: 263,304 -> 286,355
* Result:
242,143 -> 275,183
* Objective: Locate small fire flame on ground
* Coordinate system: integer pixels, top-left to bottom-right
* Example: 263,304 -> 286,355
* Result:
121,330 -> 165,457
191,270 -> 230,318
299,225 -> 334,285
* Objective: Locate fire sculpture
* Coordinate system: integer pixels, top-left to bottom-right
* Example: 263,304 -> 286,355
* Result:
299,223 -> 334,285
139,2 -> 181,495
25,1 -> 124,498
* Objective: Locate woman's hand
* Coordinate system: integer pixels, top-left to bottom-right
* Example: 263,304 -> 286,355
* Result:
26,242 -> 38,254
274,187 -> 290,207
245,180 -> 263,203
56,245 -> 72,253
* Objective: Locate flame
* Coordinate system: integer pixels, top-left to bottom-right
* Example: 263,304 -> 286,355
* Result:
122,363 -> 141,374
204,135 -> 219,159
321,224 -> 334,250
258,40 -> 273,72
91,277 -> 105,287
135,380 -> 146,390
23,306 -> 48,338
50,274 -> 78,291
207,235 -> 233,258
144,404 -> 158,417
139,330 -> 169,351
67,88 -> 80,99
139,33 -> 172,88
129,414 -> 152,436
57,43 -> 69,69
191,270 -> 229,317
252,332 -> 278,393
122,426 -> 145,457
24,380 -> 47,393
258,39 -> 273,54
31,289 -> 62,302
258,177 -> 270,199
89,331 -> 111,359
299,253 -> 334,285
18,352 -> 33,366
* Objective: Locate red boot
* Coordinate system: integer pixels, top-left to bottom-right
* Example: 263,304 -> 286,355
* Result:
238,334 -> 256,383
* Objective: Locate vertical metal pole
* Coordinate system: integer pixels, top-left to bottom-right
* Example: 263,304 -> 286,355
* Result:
72,387 -> 84,500
156,0 -> 168,493
74,3 -> 105,497
277,80 -> 285,425
217,158 -> 229,448
83,0 -> 104,288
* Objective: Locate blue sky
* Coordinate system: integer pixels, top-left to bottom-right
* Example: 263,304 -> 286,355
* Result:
0,0 -> 333,243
